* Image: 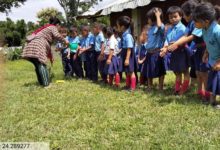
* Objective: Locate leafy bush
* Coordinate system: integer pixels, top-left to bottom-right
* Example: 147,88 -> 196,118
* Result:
6,47 -> 23,61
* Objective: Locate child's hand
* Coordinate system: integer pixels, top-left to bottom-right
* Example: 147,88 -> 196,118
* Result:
154,8 -> 161,17
107,59 -> 111,65
202,51 -> 209,64
73,54 -> 77,60
124,58 -> 129,66
168,43 -> 178,52
160,47 -> 168,57
67,54 -> 70,60
98,53 -> 104,61
213,59 -> 220,71
78,48 -> 84,55
138,58 -> 143,64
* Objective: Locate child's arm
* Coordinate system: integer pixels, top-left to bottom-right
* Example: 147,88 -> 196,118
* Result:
98,42 -> 105,61
168,35 -> 194,51
125,48 -> 131,66
155,8 -> 162,28
138,57 -> 146,64
107,49 -> 114,64
160,46 -> 168,57
67,49 -> 70,59
213,59 -> 220,71
202,49 -> 209,64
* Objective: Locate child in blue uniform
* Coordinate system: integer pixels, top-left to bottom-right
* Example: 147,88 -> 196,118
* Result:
56,27 -> 72,78
117,16 -> 137,91
113,27 -> 123,80
138,30 -> 148,86
102,26 -> 121,87
93,23 -> 106,82
68,27 -> 83,78
168,0 -> 209,100
144,7 -> 166,90
79,26 -> 95,79
215,5 -> 220,24
193,2 -> 220,108
160,6 -> 190,95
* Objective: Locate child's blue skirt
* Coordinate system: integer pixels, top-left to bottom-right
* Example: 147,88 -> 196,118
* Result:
170,48 -> 190,73
120,48 -> 136,73
103,55 -> 119,75
194,47 -> 209,72
207,69 -> 220,95
164,52 -> 171,71
141,51 -> 166,78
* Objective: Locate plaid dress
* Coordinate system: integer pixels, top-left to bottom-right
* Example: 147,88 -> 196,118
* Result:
22,26 -> 65,64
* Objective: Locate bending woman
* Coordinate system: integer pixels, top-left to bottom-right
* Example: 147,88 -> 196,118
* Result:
22,17 -> 69,87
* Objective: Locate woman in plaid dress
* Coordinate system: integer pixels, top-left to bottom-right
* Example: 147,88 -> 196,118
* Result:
22,17 -> 68,87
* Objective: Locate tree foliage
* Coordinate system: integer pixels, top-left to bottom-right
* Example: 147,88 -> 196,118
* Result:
57,0 -> 98,25
0,0 -> 26,13
0,18 -> 36,47
37,7 -> 65,26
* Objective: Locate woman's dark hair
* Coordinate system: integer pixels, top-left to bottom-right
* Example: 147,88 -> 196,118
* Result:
215,5 -> 220,20
181,0 -> 198,16
117,16 -> 134,36
146,7 -> 163,23
49,17 -> 61,25
192,2 -> 216,22
167,6 -> 183,17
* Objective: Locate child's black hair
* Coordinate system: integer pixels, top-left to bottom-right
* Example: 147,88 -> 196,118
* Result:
70,26 -> 78,33
146,7 -> 163,23
181,0 -> 198,16
81,25 -> 90,32
104,27 -> 114,38
167,6 -> 183,17
117,16 -> 134,36
214,5 -> 220,21
192,2 -> 216,23
49,17 -> 61,25
93,22 -> 102,29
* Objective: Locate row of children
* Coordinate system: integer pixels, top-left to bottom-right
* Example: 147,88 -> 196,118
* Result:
56,0 -> 220,108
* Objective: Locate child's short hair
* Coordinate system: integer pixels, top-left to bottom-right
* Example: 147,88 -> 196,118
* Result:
93,22 -> 102,29
81,25 -> 90,32
146,7 -> 163,22
103,26 -> 113,38
193,2 -> 216,22
70,27 -> 78,33
215,5 -> 220,20
181,0 -> 198,16
167,6 -> 183,17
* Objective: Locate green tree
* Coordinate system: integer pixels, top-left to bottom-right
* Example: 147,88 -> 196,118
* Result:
37,7 -> 65,26
0,0 -> 26,13
57,0 -> 98,25
16,19 -> 27,39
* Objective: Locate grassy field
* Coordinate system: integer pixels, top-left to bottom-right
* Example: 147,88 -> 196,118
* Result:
1,57 -> 220,149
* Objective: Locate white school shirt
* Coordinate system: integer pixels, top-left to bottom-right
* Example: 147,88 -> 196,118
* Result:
104,35 -> 119,56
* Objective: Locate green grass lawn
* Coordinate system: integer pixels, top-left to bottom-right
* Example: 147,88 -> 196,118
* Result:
1,58 -> 220,149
